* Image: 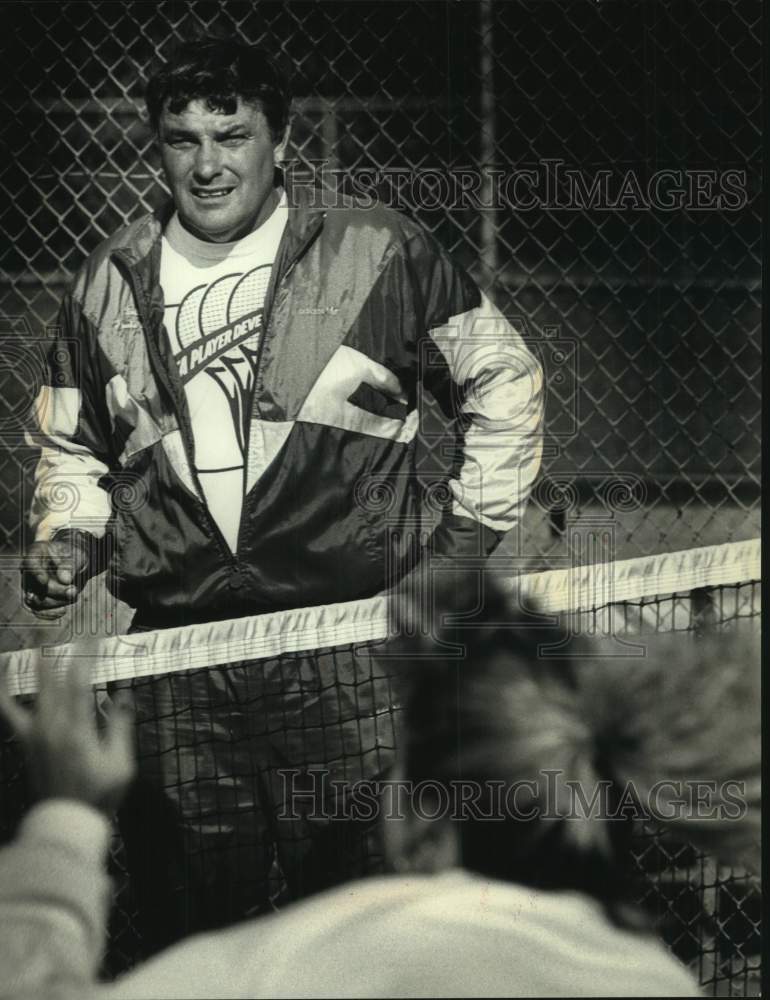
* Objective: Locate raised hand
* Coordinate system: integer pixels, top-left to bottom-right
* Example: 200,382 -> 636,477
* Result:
0,654 -> 135,817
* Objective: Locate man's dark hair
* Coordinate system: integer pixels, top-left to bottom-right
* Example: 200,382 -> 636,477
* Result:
145,38 -> 291,142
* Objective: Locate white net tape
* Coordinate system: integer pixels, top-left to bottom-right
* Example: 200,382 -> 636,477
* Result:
1,537 -> 760,696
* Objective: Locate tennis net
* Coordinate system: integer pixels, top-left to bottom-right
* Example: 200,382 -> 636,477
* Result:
0,538 -> 761,992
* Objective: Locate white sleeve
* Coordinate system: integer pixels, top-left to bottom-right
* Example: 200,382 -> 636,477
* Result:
0,800 -> 112,1000
25,294 -> 113,543
429,292 -> 544,534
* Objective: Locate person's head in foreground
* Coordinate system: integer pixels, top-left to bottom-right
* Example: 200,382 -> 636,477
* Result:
0,573 -> 759,998
386,570 -> 761,920
145,37 -> 291,242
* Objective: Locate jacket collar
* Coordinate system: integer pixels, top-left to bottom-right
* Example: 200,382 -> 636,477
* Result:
110,173 -> 327,326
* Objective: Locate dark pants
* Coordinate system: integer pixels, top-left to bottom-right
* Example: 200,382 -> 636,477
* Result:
115,639 -> 398,955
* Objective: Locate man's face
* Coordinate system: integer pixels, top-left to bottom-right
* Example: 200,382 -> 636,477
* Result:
158,98 -> 284,242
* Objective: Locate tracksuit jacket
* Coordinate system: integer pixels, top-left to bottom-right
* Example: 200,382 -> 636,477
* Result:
27,183 -> 544,626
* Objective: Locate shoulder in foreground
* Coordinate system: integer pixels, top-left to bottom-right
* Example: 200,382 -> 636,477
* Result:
228,873 -> 701,998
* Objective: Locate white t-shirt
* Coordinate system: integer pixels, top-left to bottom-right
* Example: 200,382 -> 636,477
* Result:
159,193 -> 288,552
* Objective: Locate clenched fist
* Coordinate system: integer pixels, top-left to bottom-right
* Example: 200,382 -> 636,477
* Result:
21,529 -> 94,620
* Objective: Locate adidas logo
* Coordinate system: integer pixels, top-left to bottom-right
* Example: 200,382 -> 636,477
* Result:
298,306 -> 340,316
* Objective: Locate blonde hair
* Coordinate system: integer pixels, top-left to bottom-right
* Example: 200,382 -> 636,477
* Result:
588,627 -> 760,874
393,571 -> 760,906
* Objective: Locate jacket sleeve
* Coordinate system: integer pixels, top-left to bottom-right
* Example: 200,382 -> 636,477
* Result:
25,292 -> 114,544
0,801 -> 112,1000
407,232 -> 544,559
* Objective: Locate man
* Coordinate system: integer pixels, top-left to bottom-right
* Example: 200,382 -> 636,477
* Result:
20,38 -> 544,950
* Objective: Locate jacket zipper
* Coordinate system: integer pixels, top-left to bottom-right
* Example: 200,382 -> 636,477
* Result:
233,211 -> 326,555
111,250 -> 240,570
113,206 -> 326,573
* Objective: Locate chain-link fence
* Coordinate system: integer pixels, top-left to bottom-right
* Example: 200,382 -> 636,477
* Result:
0,0 -> 761,566
634,825 -> 760,997
0,0 -> 762,994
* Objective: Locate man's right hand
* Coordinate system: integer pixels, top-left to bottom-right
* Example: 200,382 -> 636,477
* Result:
21,530 -> 92,619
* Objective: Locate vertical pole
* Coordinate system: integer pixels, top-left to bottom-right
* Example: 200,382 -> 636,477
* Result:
321,99 -> 339,201
699,856 -> 720,989
479,0 -> 498,287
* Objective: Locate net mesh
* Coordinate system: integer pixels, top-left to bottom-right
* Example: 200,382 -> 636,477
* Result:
0,540 -> 760,992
